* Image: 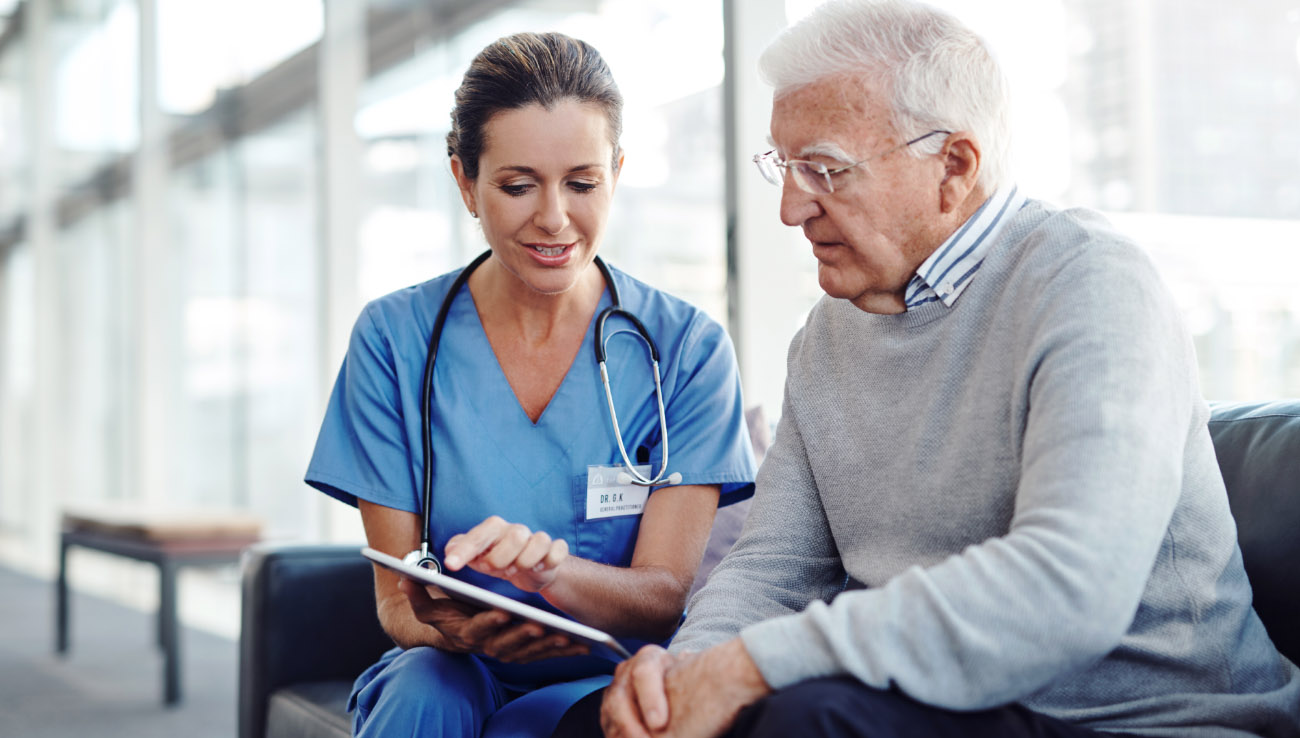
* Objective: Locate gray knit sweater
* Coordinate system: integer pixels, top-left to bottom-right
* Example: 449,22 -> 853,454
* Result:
674,201 -> 1300,736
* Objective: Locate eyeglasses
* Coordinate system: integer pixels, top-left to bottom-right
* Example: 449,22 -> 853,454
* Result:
753,130 -> 951,195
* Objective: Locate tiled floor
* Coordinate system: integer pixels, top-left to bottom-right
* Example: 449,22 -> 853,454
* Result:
0,566 -> 238,737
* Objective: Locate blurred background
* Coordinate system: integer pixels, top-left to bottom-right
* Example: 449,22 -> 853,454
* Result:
0,0 -> 1298,718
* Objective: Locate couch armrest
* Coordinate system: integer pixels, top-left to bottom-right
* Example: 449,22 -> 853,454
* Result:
1207,400 -> 1300,667
238,543 -> 394,738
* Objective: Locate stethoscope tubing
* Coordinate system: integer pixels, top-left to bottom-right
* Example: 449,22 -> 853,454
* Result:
599,354 -> 674,487
412,250 -> 491,571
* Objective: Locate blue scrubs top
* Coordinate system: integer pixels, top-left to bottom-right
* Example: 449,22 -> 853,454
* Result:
306,259 -> 756,686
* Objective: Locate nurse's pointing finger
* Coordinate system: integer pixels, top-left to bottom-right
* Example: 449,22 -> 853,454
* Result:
483,523 -> 533,571
444,515 -> 509,570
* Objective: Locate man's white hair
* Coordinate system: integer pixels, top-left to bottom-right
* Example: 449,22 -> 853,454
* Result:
759,0 -> 1010,191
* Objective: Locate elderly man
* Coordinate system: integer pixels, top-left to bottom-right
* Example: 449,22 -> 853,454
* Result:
553,1 -> 1300,737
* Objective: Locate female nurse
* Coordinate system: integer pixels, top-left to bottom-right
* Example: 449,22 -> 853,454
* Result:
305,31 -> 757,738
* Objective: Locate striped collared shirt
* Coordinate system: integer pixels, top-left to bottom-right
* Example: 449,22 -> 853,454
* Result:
904,183 -> 1026,310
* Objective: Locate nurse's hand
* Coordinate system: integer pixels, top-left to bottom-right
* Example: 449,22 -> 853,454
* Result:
398,577 -> 589,663
442,516 -> 569,593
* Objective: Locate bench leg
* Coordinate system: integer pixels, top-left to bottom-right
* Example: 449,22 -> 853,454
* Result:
159,559 -> 181,706
56,537 -> 70,654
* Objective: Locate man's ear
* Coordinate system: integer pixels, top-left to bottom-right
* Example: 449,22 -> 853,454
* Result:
450,155 -> 478,216
938,132 -> 981,214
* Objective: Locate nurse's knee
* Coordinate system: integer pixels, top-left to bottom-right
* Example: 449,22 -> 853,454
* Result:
354,647 -> 500,737
392,646 -> 488,685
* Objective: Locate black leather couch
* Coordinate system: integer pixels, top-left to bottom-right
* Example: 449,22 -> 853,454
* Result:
238,400 -> 1300,738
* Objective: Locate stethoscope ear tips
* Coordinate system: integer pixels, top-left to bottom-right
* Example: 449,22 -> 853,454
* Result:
616,471 -> 633,485
666,472 -> 683,485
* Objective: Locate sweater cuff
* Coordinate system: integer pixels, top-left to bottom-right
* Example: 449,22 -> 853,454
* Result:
738,601 -> 842,690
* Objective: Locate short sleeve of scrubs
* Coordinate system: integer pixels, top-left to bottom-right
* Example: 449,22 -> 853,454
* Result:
642,298 -> 756,507
306,300 -> 424,511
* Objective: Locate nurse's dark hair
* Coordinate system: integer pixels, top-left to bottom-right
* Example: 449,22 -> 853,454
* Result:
447,31 -> 623,180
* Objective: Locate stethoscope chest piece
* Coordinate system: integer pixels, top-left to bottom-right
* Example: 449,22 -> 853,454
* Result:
402,546 -> 441,573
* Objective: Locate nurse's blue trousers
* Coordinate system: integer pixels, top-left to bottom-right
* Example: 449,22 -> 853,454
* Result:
350,646 -> 610,738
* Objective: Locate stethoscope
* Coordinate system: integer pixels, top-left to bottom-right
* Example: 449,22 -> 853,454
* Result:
404,251 -> 681,572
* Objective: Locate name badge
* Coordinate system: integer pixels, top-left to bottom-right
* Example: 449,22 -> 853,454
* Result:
585,465 -> 652,521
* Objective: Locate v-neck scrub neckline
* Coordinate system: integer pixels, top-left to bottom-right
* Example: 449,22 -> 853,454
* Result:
458,283 -> 603,429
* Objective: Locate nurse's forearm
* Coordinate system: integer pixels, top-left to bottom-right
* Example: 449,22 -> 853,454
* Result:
375,587 -> 459,651
539,556 -> 690,641
359,500 -> 459,650
537,483 -> 720,640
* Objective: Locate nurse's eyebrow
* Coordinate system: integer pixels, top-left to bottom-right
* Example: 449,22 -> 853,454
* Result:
493,163 -> 606,175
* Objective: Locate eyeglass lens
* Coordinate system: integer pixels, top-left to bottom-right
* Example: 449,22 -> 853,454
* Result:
754,153 -> 781,186
790,162 -> 832,194
753,153 -> 832,194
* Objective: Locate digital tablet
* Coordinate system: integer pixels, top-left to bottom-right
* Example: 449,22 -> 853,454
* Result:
361,546 -> 632,660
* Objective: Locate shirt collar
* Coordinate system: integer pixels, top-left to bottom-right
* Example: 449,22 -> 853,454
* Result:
904,183 -> 1026,310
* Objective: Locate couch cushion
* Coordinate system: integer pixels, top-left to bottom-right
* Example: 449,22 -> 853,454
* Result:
1207,400 -> 1300,665
265,681 -> 353,738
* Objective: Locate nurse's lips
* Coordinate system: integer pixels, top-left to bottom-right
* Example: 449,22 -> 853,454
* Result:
526,243 -> 572,257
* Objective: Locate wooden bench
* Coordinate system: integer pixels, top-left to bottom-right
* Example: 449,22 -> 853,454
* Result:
56,508 -> 261,705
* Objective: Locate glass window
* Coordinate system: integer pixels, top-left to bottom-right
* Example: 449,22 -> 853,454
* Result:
168,111 -> 319,536
0,241 -> 34,528
171,149 -> 241,509
239,111 -> 321,538
0,40 -> 25,225
57,205 -> 132,507
355,46 -> 465,303
156,0 -> 322,115
1060,0 -> 1300,400
52,0 -> 139,190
